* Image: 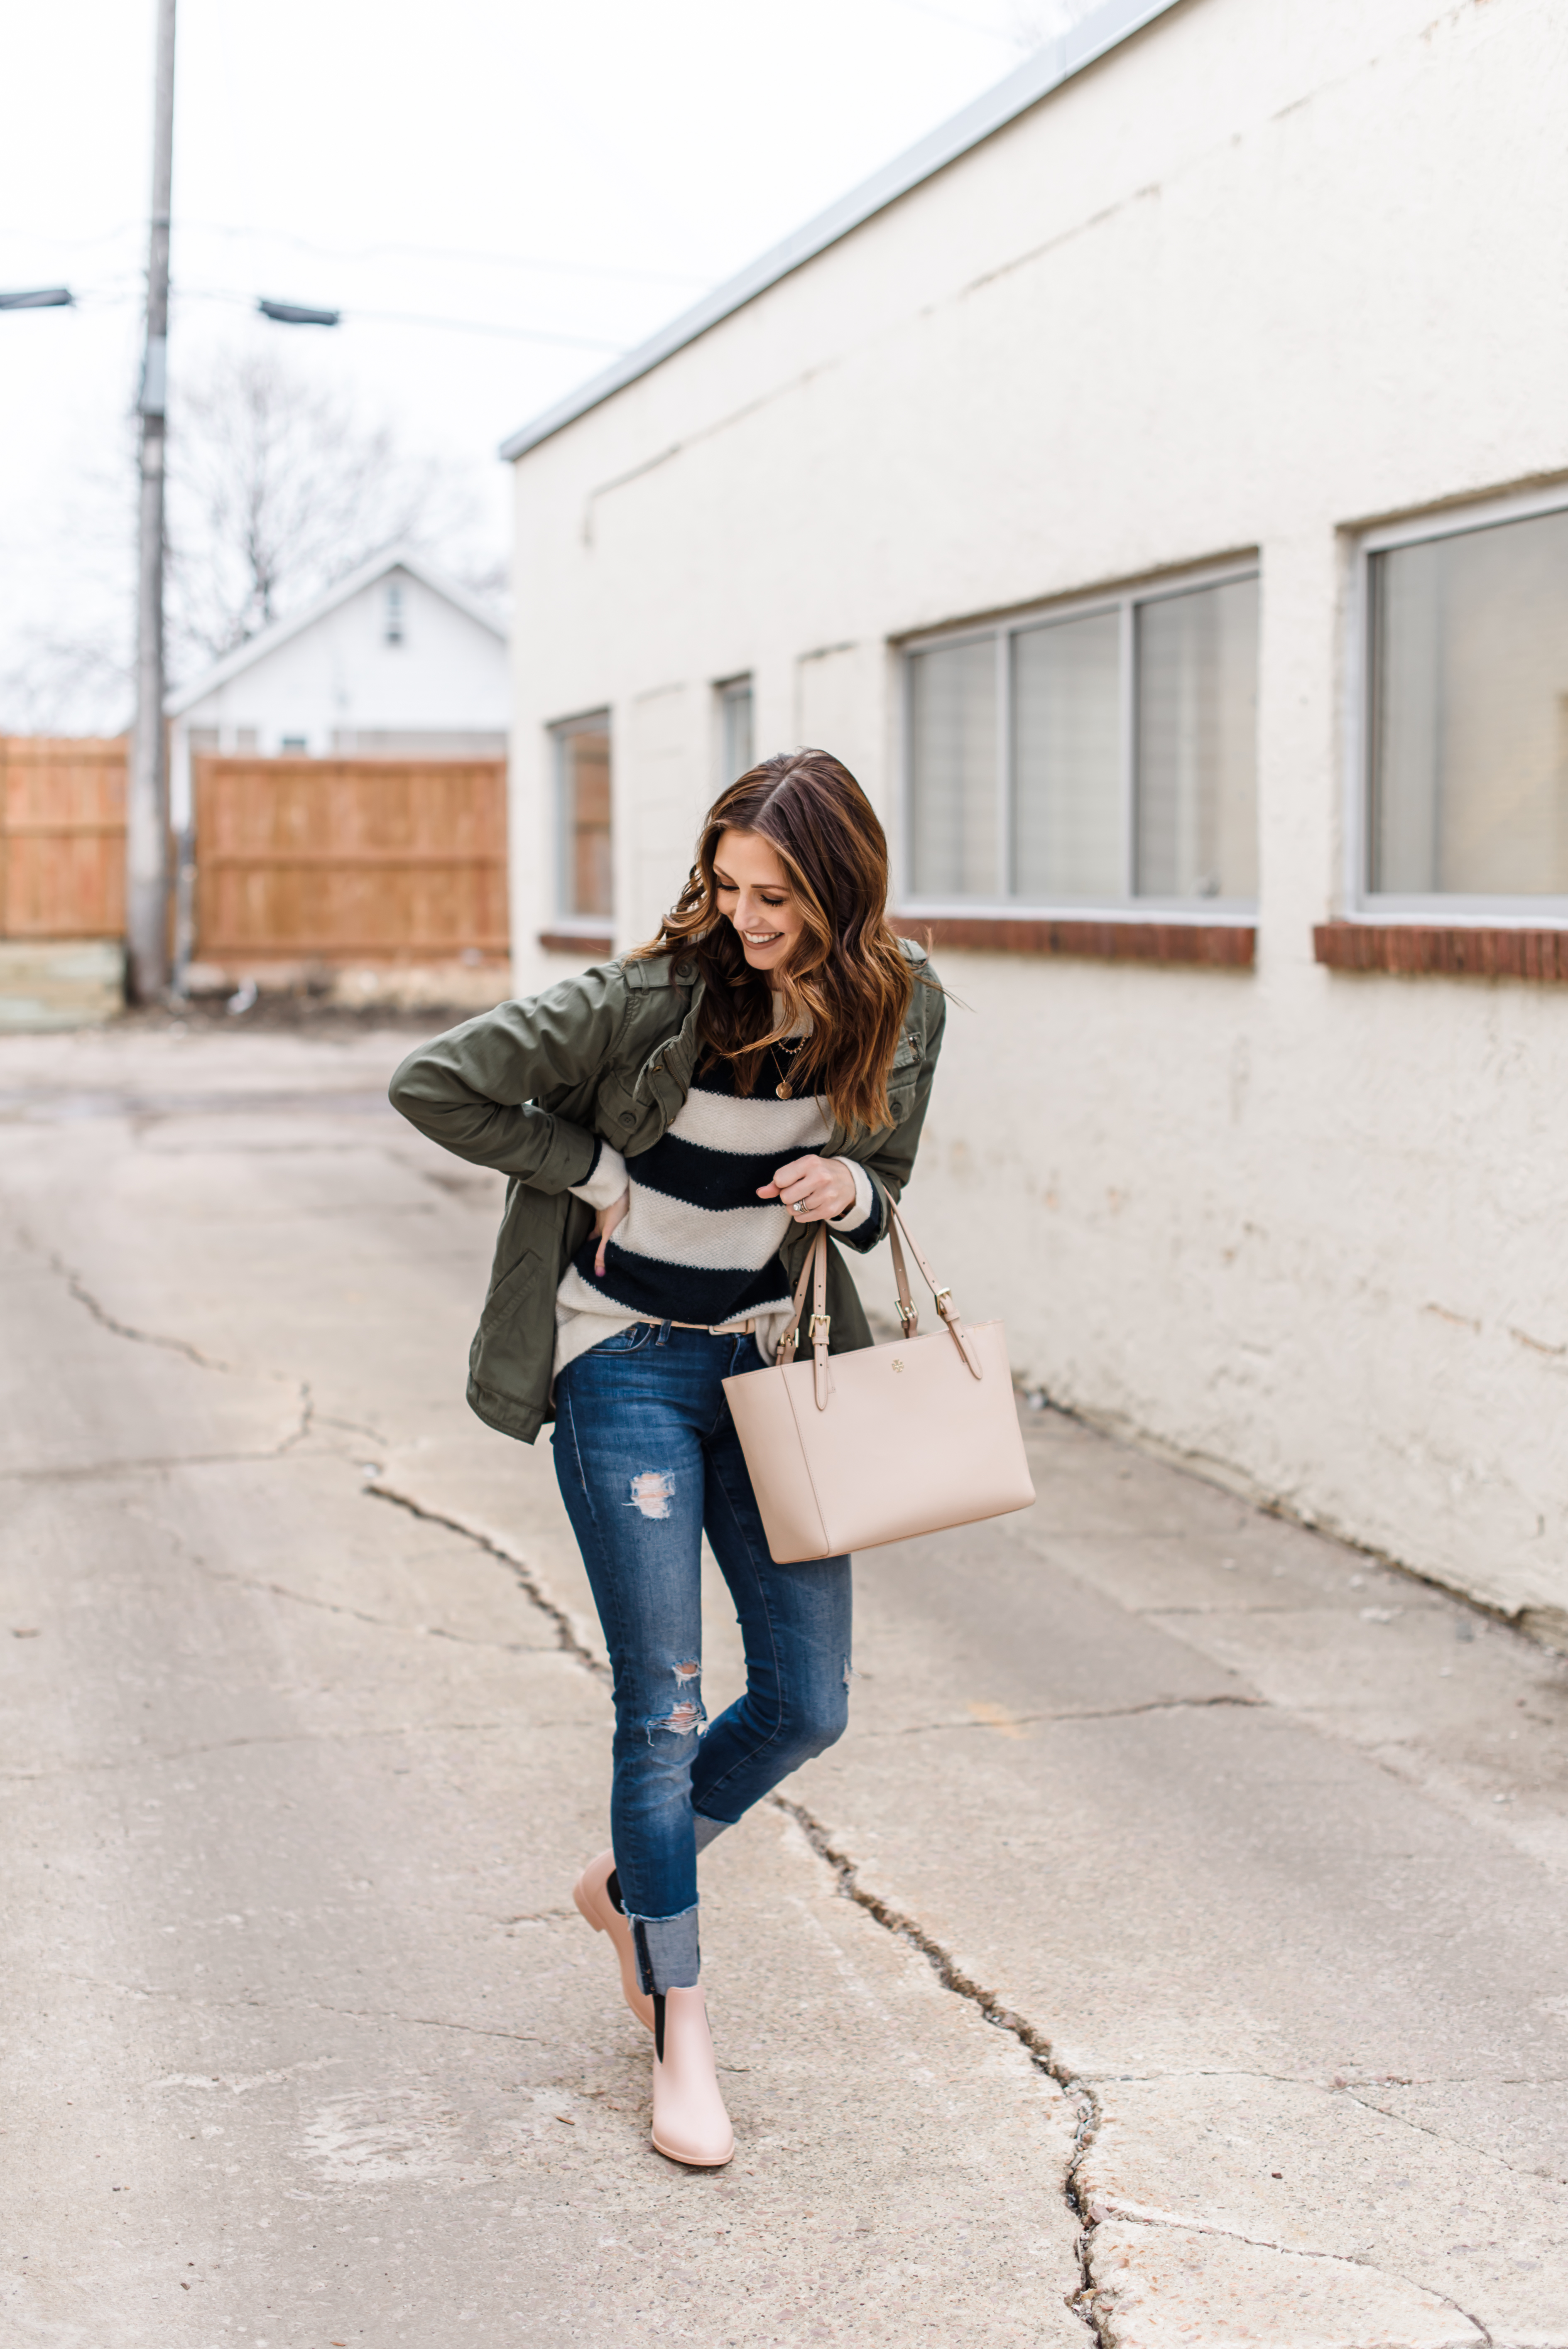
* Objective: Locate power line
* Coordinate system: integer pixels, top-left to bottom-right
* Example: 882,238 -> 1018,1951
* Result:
0,216 -> 710,288
174,285 -> 626,351
185,222 -> 712,287
55,280 -> 630,352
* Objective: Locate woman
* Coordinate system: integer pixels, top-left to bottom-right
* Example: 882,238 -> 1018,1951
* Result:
390,748 -> 945,2168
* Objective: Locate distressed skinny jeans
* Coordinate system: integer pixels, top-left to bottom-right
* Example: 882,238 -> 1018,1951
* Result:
553,1322 -> 852,1994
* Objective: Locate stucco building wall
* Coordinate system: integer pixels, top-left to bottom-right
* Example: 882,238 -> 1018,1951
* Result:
507,0 -> 1568,1625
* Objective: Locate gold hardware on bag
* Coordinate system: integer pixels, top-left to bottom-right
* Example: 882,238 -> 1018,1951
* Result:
895,1297 -> 917,1332
720,1202 -> 1036,1564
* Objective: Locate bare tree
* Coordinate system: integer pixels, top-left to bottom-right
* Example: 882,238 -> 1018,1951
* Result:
0,343 -> 496,733
165,345 -> 484,672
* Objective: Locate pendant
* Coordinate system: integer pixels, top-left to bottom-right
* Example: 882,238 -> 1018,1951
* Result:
775,1080 -> 791,1100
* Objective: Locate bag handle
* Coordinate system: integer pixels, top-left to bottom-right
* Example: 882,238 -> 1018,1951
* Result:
889,1202 -> 982,1380
776,1224 -> 834,1407
777,1202 -> 982,1403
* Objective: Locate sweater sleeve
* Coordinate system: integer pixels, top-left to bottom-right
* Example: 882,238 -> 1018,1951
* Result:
828,1159 -> 877,1241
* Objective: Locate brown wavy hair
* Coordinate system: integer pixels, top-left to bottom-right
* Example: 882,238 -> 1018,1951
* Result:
630,749 -> 918,1133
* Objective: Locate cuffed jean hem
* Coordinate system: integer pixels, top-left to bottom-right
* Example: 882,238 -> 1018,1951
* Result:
630,1903 -> 701,1995
692,1813 -> 730,1856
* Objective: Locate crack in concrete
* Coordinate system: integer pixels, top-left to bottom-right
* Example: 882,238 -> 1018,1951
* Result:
1073,2065 -> 1568,2092
118,1497 -> 557,1664
869,1692 -> 1264,1738
15,1221 -> 316,1452
0,1448 -> 316,1485
357,1465 -> 1109,2332
1085,2197 -> 1499,2344
769,1796 -> 1107,2340
1337,2084 -> 1568,2189
19,1225 -> 237,1373
277,1383 -> 316,1452
63,1971 -> 546,2045
0,1719 -> 532,1781
181,1554 -> 546,1655
366,1482 -> 608,1682
1029,1398 -> 1568,1661
762,1801 -> 1534,2348
257,1431 -> 1533,2344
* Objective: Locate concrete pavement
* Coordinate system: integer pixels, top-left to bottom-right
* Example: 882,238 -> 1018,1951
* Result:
1,1015 -> 1565,2348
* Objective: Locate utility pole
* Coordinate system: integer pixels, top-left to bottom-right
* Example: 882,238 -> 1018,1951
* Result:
125,0 -> 176,1003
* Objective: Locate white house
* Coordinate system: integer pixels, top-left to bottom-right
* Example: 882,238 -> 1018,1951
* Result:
500,0 -> 1568,1635
165,548 -> 510,831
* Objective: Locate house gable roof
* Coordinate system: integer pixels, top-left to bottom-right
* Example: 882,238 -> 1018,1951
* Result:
499,0 -> 1182,465
165,546 -> 506,718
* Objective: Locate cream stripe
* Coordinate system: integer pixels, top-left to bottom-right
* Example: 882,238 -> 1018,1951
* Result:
556,1264 -> 794,1324
611,1182 -> 791,1271
666,1085 -> 831,1154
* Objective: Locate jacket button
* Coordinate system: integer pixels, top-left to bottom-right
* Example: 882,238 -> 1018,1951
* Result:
620,1111 -> 636,1126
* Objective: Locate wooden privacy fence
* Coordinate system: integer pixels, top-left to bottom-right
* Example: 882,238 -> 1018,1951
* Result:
195,755 -> 509,964
0,742 -> 510,962
0,736 -> 127,938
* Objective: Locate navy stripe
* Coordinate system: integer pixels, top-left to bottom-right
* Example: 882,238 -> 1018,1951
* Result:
571,1238 -> 792,1325
834,1198 -> 878,1245
628,1130 -> 792,1211
688,1045 -> 813,1097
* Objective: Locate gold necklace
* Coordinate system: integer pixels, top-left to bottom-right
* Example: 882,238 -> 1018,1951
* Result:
773,1035 -> 808,1101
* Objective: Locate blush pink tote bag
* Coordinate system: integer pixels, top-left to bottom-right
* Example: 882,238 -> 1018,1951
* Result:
721,1205 -> 1036,1564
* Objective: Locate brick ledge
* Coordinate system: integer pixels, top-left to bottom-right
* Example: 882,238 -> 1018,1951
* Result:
1314,922 -> 1568,981
538,929 -> 614,957
891,915 -> 1254,968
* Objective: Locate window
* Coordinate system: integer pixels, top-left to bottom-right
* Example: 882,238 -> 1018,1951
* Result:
718,676 -> 754,784
279,735 -> 309,753
385,582 -> 404,645
1365,496 -> 1568,903
905,567 -> 1259,908
553,714 -> 612,921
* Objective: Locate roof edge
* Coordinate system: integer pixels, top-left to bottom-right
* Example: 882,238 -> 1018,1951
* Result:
499,0 -> 1183,465
165,545 -> 506,716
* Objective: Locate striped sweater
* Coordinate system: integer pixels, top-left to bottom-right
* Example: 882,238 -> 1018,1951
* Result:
555,1035 -> 875,1379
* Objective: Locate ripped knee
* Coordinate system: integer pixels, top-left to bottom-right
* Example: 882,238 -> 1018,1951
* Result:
628,1469 -> 675,1520
647,1658 -> 705,1742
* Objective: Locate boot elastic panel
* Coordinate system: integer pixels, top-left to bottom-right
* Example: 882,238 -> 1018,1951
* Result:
653,1991 -> 666,2063
606,1867 -> 625,1914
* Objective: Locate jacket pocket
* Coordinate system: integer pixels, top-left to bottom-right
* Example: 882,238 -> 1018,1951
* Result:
469,1248 -> 545,1389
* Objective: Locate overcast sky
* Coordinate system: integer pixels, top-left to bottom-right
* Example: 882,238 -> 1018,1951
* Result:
1,0 -> 1086,728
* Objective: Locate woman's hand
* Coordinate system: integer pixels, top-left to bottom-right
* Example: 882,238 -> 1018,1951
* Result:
757,1155 -> 856,1222
593,1188 -> 630,1277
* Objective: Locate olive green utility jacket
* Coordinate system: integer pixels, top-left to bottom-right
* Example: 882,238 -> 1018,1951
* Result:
387,941 -> 946,1444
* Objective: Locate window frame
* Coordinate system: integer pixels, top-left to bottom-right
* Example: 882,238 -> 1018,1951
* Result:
898,556 -> 1260,924
1350,482 -> 1568,926
549,708 -> 613,930
715,673 -> 754,787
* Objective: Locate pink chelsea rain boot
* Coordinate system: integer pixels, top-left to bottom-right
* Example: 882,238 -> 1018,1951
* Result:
571,1849 -> 654,2035
651,1986 -> 734,2169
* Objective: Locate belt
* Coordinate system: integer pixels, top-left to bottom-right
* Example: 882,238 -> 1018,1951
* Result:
660,1318 -> 756,1334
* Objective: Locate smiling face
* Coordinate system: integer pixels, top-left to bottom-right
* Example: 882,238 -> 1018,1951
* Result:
712,826 -> 807,976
